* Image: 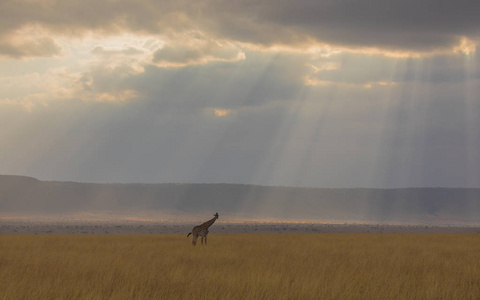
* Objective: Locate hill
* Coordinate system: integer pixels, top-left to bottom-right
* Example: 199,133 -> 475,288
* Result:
1,175 -> 480,224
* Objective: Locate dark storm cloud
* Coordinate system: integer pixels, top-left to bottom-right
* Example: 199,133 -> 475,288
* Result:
221,0 -> 480,51
2,0 -> 480,58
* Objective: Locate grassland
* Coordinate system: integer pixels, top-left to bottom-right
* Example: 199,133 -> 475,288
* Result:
1,234 -> 479,299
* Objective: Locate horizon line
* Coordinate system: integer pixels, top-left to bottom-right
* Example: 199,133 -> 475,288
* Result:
1,174 -> 480,190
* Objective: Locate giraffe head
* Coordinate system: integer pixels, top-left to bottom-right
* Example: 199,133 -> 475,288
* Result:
214,212 -> 219,219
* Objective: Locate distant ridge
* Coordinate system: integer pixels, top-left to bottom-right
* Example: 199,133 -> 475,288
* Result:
1,175 -> 479,225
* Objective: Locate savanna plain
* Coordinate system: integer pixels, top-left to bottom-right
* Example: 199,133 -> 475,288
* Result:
1,234 -> 479,299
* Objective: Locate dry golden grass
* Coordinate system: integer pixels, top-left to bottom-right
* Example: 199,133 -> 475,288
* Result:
1,233 -> 479,299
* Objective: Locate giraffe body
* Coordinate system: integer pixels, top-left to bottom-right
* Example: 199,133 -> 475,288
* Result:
187,213 -> 219,246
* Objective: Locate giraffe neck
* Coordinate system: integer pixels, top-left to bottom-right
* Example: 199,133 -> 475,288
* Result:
202,216 -> 217,229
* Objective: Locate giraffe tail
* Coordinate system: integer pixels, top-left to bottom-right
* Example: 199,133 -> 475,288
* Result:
187,232 -> 192,238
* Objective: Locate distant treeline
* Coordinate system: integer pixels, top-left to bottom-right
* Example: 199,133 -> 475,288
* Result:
1,175 -> 480,224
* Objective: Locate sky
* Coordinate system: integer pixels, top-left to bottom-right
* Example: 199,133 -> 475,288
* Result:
1,0 -> 479,188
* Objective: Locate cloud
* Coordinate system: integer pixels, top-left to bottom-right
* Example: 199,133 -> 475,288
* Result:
2,0 -> 480,58
0,63 -> 139,111
0,25 -> 61,58
209,108 -> 233,117
90,45 -> 144,57
212,0 -> 480,53
305,50 -> 480,88
152,32 -> 245,67
3,70 -> 478,187
0,68 -> 79,110
126,51 -> 311,116
0,37 -> 61,58
1,0 -> 480,188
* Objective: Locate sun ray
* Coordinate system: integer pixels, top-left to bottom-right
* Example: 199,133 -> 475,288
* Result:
463,49 -> 480,187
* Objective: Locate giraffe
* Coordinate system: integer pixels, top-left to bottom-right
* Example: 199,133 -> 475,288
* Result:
187,213 -> 219,246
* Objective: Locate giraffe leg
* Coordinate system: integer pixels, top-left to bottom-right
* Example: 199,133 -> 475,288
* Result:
201,236 -> 204,245
192,235 -> 197,246
205,234 -> 207,245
